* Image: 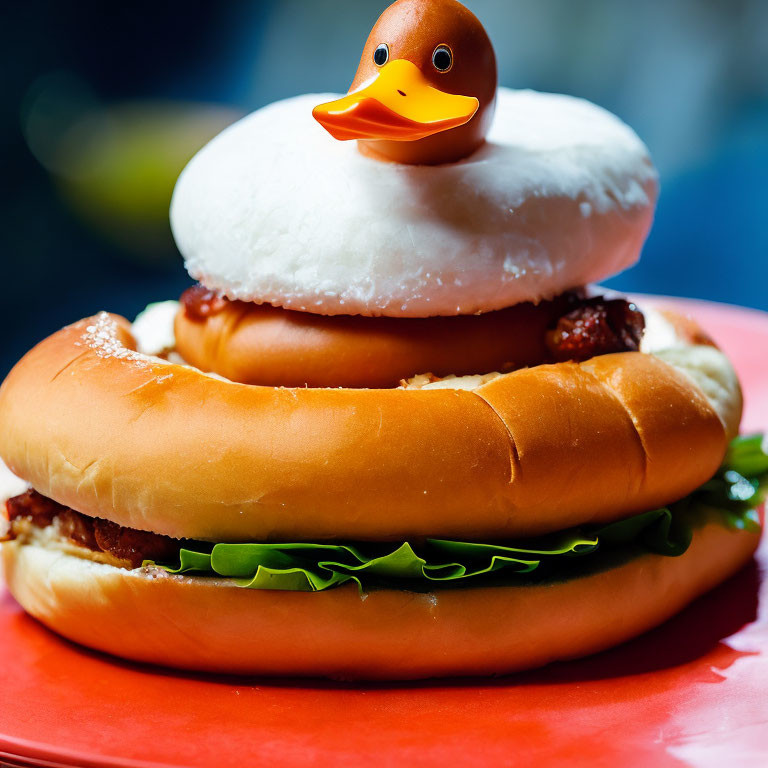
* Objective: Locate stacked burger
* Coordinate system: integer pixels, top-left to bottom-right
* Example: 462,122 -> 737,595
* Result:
1,0 -> 766,680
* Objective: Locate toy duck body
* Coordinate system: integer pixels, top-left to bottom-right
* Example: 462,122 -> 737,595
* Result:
170,0 -> 658,317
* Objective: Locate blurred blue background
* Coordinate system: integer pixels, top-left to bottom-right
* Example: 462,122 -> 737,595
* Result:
1,0 -> 767,378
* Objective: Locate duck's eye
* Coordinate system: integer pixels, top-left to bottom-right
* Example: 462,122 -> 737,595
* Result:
432,45 -> 453,72
373,43 -> 389,67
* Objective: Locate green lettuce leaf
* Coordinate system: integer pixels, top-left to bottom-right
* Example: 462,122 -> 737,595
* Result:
149,434 -> 767,592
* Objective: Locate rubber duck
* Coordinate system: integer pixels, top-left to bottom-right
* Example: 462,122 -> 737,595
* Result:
313,0 -> 497,165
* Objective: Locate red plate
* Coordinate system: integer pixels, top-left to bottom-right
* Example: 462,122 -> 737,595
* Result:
2,297 -> 768,768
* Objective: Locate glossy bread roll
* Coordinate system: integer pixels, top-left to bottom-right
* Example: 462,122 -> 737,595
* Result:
2,0 -> 756,685
0,312 -> 739,542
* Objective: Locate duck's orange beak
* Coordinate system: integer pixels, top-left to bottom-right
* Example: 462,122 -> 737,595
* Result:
313,59 -> 479,142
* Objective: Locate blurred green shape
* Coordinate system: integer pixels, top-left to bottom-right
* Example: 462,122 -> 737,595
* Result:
26,87 -> 241,262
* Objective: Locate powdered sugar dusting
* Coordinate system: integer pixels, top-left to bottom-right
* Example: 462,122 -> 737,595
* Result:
82,312 -> 149,367
80,310 -> 228,385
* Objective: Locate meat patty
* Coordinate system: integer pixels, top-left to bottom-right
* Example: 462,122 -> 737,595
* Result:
546,296 -> 645,362
5,490 -> 184,568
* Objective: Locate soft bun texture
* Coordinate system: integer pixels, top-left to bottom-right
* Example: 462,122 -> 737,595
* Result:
2,514 -> 758,680
170,89 -> 658,317
654,345 -> 742,442
0,313 -> 735,542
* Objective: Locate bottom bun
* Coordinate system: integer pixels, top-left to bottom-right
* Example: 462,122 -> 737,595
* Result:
2,518 -> 759,680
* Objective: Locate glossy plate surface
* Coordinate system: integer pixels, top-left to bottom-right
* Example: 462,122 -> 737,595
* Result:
1,297 -> 767,768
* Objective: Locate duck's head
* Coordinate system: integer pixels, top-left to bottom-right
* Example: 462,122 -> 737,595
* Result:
312,0 -> 497,165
